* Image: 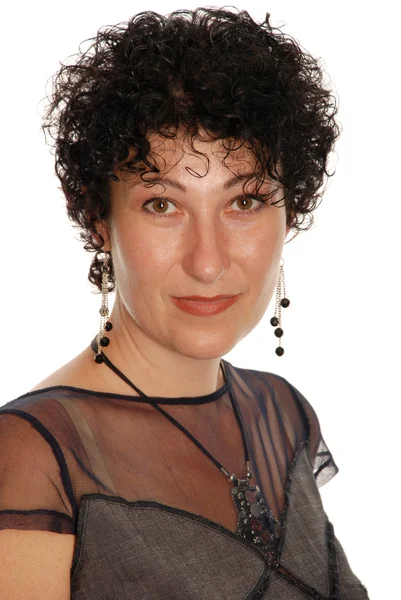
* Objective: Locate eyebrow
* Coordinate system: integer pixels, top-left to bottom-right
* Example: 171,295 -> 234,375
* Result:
135,172 -> 257,193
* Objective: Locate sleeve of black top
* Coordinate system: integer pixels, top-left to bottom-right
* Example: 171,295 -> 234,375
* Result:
285,380 -> 340,488
0,411 -> 75,534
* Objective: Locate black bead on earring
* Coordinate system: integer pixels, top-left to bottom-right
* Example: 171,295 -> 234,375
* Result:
94,251 -> 113,364
270,261 -> 290,356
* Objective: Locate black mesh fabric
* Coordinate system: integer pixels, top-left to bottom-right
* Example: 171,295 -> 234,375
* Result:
0,359 -> 369,599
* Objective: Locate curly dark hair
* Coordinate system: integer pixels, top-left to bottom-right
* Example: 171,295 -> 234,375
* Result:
42,6 -> 341,293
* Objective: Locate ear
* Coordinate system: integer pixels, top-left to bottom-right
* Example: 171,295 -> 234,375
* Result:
94,220 -> 112,252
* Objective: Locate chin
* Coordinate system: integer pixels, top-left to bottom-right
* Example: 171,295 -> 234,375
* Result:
169,327 -> 244,361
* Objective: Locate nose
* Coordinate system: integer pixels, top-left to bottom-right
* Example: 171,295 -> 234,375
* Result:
181,216 -> 229,284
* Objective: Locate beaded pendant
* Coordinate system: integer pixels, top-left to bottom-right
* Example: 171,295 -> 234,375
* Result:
229,474 -> 281,557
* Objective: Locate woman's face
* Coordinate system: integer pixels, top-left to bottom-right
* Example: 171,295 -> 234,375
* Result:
96,132 -> 291,360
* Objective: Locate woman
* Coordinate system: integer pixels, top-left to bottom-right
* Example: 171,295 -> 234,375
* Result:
0,7 -> 369,599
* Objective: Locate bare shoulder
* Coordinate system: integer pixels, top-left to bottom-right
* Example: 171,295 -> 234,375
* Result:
28,345 -> 140,398
0,528 -> 75,600
28,345 -> 100,393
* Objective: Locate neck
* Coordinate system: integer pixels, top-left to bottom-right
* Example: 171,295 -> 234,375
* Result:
92,298 -> 226,399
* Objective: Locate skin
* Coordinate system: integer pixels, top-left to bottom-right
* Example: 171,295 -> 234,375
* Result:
91,130 -> 292,399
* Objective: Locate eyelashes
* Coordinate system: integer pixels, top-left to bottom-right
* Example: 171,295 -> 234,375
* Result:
140,195 -> 269,219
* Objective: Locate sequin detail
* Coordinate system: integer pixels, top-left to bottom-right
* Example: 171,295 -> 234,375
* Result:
231,480 -> 281,556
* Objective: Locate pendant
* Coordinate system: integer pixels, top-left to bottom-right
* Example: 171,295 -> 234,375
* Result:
230,477 -> 281,557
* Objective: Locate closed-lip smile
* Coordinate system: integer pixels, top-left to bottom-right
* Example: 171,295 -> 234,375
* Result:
175,295 -> 237,302
171,294 -> 241,316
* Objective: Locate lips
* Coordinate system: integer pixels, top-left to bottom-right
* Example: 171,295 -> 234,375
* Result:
171,294 -> 240,316
176,295 -> 235,302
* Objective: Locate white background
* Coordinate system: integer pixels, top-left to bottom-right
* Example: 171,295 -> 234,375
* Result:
1,1 -> 400,597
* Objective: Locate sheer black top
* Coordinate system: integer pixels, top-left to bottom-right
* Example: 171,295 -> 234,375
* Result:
0,359 -> 369,599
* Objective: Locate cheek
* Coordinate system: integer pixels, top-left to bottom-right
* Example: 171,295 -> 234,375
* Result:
113,225 -> 174,291
237,225 -> 284,283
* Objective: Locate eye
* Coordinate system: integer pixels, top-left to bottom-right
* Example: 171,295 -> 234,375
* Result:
140,195 -> 268,218
230,195 -> 268,216
141,197 -> 178,218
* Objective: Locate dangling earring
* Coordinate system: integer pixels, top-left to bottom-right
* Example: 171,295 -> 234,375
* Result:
270,259 -> 290,356
94,250 -> 113,364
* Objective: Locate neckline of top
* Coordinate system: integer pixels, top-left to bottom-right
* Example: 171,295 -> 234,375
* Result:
19,359 -> 233,406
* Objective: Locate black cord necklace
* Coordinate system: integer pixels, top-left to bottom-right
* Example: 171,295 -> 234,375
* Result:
90,336 -> 281,558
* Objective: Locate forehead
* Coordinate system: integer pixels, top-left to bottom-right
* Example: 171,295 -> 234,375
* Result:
116,129 -> 266,185
149,131 -> 258,166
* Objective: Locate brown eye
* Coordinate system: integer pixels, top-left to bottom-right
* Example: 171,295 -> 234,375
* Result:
236,197 -> 254,210
141,194 -> 267,219
230,195 -> 267,216
141,197 -> 177,218
152,198 -> 169,213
